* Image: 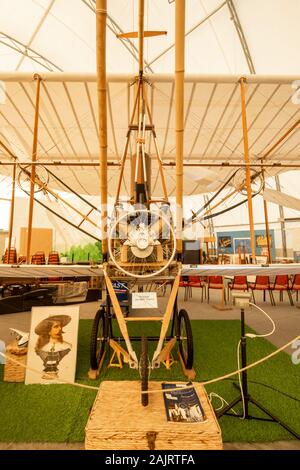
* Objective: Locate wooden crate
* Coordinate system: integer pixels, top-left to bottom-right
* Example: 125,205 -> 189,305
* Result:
85,381 -> 223,450
3,340 -> 27,383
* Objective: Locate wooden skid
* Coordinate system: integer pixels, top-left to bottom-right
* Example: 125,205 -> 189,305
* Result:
178,352 -> 196,380
88,350 -> 106,380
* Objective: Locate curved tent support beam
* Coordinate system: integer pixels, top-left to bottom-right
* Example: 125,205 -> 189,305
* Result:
0,31 -> 62,72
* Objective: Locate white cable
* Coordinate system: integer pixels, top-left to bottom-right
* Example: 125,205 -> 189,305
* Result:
209,392 -> 238,415
247,302 -> 276,338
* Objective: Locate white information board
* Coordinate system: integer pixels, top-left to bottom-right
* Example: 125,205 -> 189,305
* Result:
131,292 -> 158,309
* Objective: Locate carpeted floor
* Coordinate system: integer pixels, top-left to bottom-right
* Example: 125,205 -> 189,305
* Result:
0,319 -> 299,444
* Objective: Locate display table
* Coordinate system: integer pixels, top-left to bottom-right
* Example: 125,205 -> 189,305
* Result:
85,381 -> 223,450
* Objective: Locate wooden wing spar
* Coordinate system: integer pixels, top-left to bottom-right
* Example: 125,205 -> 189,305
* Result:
117,31 -> 167,38
1,263 -> 300,280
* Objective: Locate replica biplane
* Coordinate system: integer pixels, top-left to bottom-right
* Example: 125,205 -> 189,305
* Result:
1,0 -> 300,405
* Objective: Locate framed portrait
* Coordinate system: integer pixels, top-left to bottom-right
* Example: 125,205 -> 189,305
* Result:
234,238 -> 252,254
255,234 -> 272,247
218,236 -> 232,249
25,305 -> 80,385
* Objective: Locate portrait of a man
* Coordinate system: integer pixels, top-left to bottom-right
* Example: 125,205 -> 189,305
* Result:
34,315 -> 72,379
25,305 -> 79,385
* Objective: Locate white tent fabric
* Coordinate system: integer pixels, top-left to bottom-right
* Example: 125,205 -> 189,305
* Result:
1,0 -> 300,75
0,0 -> 299,215
263,188 -> 300,212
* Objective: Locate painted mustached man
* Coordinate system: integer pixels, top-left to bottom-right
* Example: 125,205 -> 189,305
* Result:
34,315 -> 72,379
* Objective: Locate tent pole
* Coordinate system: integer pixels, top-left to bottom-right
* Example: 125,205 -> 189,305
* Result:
7,163 -> 16,263
239,77 -> 256,263
175,0 -> 185,257
275,175 -> 287,258
115,84 -> 140,205
261,164 -> 272,263
26,74 -> 41,263
96,0 -> 108,259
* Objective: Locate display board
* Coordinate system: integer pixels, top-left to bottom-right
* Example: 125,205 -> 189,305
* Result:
217,229 -> 275,259
19,227 -> 53,259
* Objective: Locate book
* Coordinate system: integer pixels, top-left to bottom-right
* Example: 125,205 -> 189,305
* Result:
162,382 -> 206,423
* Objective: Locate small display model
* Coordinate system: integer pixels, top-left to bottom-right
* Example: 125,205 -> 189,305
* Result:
162,382 -> 206,423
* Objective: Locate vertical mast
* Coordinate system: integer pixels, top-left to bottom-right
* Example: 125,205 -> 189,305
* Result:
96,0 -> 108,259
26,74 -> 41,262
240,77 -> 256,263
175,0 -> 185,257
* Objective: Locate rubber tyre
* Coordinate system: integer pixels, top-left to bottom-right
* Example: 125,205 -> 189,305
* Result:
177,309 -> 194,369
140,336 -> 149,406
90,307 -> 107,370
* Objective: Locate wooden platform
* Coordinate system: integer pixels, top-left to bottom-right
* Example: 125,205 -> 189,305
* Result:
85,381 -> 223,450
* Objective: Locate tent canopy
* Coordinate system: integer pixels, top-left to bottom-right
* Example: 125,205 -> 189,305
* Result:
1,0 -> 300,75
0,1 -> 299,198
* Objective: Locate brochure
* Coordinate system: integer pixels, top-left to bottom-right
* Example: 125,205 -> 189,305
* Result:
162,382 -> 206,423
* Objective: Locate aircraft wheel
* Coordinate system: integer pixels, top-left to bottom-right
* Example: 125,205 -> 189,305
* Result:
90,307 -> 108,370
177,309 -> 194,369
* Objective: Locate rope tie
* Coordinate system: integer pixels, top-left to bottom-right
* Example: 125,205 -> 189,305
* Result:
0,334 -> 298,395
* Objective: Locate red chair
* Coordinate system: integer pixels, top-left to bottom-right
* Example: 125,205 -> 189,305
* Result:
290,274 -> 300,302
248,276 -> 275,306
179,276 -> 189,301
188,276 -> 207,302
271,275 -> 294,306
227,276 -> 248,301
206,276 -> 226,304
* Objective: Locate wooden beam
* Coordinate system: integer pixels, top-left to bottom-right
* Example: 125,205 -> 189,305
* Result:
115,86 -> 140,205
138,0 -> 145,74
7,163 -> 16,263
96,0 -> 108,257
104,270 -> 138,366
26,74 -> 41,263
261,165 -> 272,263
239,77 -> 256,262
175,0 -> 185,255
117,31 -> 167,39
261,118 -> 300,161
158,337 -> 176,363
152,274 -> 180,366
143,92 -> 168,200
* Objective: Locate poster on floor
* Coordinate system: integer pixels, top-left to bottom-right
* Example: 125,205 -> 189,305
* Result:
25,305 -> 79,385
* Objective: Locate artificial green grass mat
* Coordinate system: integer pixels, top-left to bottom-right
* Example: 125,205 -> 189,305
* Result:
0,319 -> 299,443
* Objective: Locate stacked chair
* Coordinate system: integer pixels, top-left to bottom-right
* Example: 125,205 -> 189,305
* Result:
31,251 -> 46,265
3,247 -> 17,264
48,251 -> 60,265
